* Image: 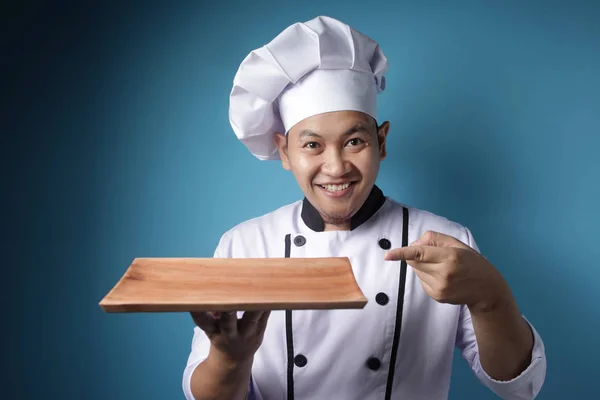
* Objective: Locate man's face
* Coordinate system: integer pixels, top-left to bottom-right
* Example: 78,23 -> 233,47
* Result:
274,110 -> 389,229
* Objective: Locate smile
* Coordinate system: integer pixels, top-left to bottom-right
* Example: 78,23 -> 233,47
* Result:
319,182 -> 351,192
316,181 -> 357,198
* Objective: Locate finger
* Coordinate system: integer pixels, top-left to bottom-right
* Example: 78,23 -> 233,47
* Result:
418,276 -> 436,298
384,245 -> 446,265
238,311 -> 264,335
413,268 -> 437,288
219,311 -> 238,336
190,312 -> 219,334
257,310 -> 271,334
242,311 -> 264,323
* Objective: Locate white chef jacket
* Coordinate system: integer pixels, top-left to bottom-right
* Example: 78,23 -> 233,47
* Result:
182,186 -> 546,400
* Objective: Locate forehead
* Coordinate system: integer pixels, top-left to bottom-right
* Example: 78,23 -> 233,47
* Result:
287,110 -> 375,138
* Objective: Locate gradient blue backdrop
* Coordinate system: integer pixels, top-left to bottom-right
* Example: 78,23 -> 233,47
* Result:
7,0 -> 599,398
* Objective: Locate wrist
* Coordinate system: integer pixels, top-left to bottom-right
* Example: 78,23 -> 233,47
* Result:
469,284 -> 515,315
208,346 -> 254,372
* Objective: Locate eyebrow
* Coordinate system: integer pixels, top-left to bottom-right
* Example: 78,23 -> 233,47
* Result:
299,123 -> 372,140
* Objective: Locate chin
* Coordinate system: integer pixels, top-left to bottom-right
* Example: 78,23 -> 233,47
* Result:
319,201 -> 360,222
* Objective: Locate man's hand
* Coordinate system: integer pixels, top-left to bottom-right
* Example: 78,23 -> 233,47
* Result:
189,311 -> 270,400
384,230 -> 510,311
191,310 -> 271,364
385,230 -> 537,382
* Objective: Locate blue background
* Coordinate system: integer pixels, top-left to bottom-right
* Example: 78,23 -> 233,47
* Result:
6,0 -> 599,398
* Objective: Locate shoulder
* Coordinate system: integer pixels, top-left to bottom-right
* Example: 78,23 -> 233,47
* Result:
214,200 -> 302,256
384,197 -> 477,248
224,200 -> 300,235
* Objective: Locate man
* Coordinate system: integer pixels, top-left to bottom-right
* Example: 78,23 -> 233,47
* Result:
182,16 -> 546,400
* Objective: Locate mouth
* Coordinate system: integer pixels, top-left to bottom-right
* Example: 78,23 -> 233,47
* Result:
316,181 -> 356,197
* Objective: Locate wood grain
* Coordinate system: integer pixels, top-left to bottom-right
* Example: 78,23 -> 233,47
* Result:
99,257 -> 368,312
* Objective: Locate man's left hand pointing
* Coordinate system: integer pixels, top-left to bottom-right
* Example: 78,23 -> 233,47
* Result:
384,230 -> 510,312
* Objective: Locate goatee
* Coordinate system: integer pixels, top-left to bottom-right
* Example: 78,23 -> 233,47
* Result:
320,212 -> 353,226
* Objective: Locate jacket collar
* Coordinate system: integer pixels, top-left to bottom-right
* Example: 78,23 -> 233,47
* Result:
301,184 -> 386,232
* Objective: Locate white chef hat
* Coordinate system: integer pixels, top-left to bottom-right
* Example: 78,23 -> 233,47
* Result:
228,16 -> 388,160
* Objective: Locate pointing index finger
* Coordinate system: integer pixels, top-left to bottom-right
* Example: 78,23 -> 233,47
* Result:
384,245 -> 445,264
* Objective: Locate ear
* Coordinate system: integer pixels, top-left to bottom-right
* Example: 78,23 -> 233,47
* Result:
273,132 -> 291,170
377,121 -> 390,160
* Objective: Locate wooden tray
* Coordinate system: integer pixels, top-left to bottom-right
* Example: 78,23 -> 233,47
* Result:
99,257 -> 368,312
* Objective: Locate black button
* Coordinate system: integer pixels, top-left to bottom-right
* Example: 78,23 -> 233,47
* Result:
366,357 -> 381,371
294,354 -> 307,367
378,238 -> 391,250
294,235 -> 306,247
376,292 -> 389,305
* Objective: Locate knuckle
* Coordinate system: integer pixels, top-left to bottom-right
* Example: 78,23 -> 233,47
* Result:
443,266 -> 457,282
415,247 -> 424,262
190,312 -> 207,325
448,249 -> 461,264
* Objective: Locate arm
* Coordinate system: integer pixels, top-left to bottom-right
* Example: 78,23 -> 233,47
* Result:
183,237 -> 264,400
189,347 -> 253,400
468,289 -> 534,381
456,228 -> 546,399
385,229 -> 546,398
457,303 -> 546,399
183,311 -> 269,400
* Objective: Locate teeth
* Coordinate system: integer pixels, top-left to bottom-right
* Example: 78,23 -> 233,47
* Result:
321,183 -> 351,192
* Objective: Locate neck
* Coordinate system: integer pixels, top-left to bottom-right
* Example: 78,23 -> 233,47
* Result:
301,184 -> 386,232
324,222 -> 351,231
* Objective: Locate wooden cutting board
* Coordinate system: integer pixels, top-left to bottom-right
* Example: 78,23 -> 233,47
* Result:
99,257 -> 368,312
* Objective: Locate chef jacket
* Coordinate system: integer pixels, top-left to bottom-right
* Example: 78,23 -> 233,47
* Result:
182,185 -> 546,399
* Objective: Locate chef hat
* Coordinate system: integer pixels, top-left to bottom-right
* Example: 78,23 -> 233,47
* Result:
228,16 -> 388,160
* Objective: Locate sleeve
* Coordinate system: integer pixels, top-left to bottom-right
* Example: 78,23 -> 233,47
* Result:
181,234 -> 257,400
181,325 -> 212,400
454,227 -> 547,400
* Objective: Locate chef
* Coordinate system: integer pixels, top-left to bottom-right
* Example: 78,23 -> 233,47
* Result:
182,16 -> 546,400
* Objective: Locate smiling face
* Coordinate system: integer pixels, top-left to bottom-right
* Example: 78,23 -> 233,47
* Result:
274,111 -> 389,230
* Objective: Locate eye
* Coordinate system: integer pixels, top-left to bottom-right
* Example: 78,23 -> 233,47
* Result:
346,138 -> 364,147
304,141 -> 320,149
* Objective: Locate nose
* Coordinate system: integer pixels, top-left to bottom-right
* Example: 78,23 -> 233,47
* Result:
321,147 -> 350,177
